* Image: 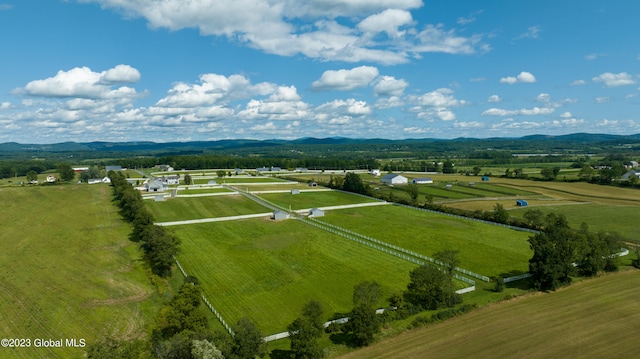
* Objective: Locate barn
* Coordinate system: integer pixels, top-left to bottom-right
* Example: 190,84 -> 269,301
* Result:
516,199 -> 528,207
411,177 -> 433,184
381,174 -> 408,185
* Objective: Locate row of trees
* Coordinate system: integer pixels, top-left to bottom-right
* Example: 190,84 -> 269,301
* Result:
528,213 -> 621,291
110,171 -> 180,277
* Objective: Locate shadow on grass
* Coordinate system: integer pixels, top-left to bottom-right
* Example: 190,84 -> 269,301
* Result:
329,332 -> 355,347
269,349 -> 292,359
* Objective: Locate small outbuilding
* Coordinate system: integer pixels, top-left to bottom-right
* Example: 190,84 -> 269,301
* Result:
273,210 -> 289,221
381,174 -> 408,185
516,199 -> 528,207
291,189 -> 300,195
482,176 -> 490,181
309,208 -> 325,217
308,181 -> 318,187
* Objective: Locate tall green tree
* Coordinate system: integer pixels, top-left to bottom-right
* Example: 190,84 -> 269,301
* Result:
434,249 -> 459,276
156,282 -> 209,339
288,317 -> 323,359
528,213 -> 576,291
347,281 -> 382,347
26,170 -> 38,182
405,264 -> 460,310
57,163 -> 75,182
230,317 -> 265,359
492,203 -> 510,223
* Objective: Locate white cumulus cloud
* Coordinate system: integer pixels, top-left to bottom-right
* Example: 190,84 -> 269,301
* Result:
592,72 -> 636,87
500,71 -> 536,84
373,76 -> 408,97
312,66 -> 379,91
19,65 -> 142,99
487,95 -> 501,103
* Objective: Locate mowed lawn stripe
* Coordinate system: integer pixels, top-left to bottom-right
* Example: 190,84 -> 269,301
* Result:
320,205 -> 532,277
338,270 -> 640,359
172,218 -> 417,334
146,194 -> 271,222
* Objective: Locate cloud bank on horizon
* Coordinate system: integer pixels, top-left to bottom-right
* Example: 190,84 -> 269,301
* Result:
0,0 -> 639,143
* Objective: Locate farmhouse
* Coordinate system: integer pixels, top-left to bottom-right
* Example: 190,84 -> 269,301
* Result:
621,170 -> 640,180
381,174 -> 408,185
369,169 -> 381,177
516,199 -> 528,207
411,177 -> 433,184
309,208 -> 325,217
46,175 -> 56,183
165,175 -> 180,185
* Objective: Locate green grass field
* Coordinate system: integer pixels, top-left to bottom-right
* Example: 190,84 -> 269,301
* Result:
146,194 -> 271,222
0,185 -> 161,358
510,203 -> 640,240
257,190 -> 381,210
177,187 -> 235,195
338,269 -> 640,359
170,219 -> 418,334
320,205 -> 532,277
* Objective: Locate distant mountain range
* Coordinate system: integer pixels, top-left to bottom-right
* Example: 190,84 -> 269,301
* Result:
1,133 -> 640,154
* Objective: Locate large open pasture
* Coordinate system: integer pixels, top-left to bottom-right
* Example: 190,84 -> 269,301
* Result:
0,185 -> 160,358
146,194 -> 271,222
170,218 -> 418,334
319,205 -> 532,277
338,269 -> 640,359
258,190 -> 382,210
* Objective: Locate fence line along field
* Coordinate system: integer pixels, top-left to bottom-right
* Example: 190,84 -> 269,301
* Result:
319,205 -> 532,278
0,185 -> 160,359
257,190 -> 383,210
338,269 -> 640,359
170,218 -> 417,335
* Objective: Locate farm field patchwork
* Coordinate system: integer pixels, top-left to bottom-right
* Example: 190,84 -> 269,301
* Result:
338,270 -> 640,359
257,190 -> 382,210
146,194 -> 271,222
171,219 -> 418,334
319,205 -> 533,277
0,185 -> 159,359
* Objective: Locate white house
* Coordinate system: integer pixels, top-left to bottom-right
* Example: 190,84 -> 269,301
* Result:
166,175 -> 180,185
411,177 -> 433,184
89,176 -> 111,184
369,169 -> 381,177
273,210 -> 288,220
380,174 -> 408,185
46,175 -> 56,183
145,179 -> 167,192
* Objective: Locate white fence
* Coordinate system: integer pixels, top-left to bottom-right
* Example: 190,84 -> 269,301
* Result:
304,217 -> 487,283
173,256 -> 235,336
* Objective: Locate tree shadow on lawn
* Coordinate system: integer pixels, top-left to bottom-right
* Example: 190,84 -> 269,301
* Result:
269,349 -> 292,359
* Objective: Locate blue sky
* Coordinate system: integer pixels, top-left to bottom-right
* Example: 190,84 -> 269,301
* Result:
0,0 -> 639,143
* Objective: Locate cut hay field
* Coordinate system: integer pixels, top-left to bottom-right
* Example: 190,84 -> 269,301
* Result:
146,194 -> 271,222
170,219 -> 418,334
0,185 -> 160,359
338,270 -> 640,359
320,205 -> 532,277
258,190 -> 382,210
